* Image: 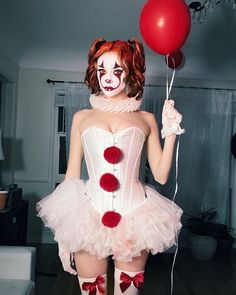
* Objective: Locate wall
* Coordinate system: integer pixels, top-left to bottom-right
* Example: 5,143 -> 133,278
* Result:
0,48 -> 19,187
15,68 -> 84,243
0,48 -> 19,82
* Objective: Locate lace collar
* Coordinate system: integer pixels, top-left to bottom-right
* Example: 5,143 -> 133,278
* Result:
89,94 -> 142,113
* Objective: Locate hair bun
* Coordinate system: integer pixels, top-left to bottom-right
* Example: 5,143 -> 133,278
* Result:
95,39 -> 107,51
127,39 -> 135,51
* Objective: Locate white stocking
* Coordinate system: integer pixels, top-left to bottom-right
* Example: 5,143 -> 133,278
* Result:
78,273 -> 107,295
114,268 -> 144,295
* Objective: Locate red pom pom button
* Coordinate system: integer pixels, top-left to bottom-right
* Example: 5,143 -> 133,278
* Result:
104,146 -> 122,164
102,211 -> 122,228
100,173 -> 119,192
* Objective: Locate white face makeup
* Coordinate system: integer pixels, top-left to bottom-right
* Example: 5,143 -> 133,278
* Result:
97,51 -> 127,99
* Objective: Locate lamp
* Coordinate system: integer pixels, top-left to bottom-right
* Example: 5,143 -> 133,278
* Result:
189,0 -> 236,23
0,130 -> 4,160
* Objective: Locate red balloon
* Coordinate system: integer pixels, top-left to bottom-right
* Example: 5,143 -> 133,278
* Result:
140,0 -> 191,55
165,50 -> 184,69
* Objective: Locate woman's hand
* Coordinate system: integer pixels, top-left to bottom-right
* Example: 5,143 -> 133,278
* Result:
161,99 -> 185,139
58,244 -> 77,275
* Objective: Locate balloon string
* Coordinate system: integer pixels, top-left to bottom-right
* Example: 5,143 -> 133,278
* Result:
173,136 -> 180,203
166,54 -> 169,99
171,236 -> 179,295
166,55 -> 176,100
165,55 -> 179,295
170,136 -> 180,295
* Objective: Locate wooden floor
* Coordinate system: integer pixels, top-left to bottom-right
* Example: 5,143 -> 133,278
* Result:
34,244 -> 236,295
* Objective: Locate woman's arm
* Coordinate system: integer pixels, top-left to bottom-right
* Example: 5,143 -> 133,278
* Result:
146,113 -> 176,185
58,110 -> 87,276
65,111 -> 85,179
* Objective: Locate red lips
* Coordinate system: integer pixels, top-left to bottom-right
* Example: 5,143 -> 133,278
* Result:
104,86 -> 115,91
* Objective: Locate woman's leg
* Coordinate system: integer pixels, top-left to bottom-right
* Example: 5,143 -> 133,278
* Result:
114,250 -> 149,294
74,250 -> 108,294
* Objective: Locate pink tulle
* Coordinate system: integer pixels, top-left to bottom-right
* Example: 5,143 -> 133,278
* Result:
37,179 -> 183,262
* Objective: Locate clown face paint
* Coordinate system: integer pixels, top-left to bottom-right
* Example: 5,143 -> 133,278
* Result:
97,51 -> 127,99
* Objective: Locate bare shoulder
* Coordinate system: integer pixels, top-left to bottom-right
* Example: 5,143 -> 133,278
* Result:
139,110 -> 157,124
73,109 -> 92,124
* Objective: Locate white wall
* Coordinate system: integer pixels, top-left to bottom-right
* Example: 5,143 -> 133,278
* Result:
18,45 -> 236,85
0,48 -> 19,186
15,68 -> 84,243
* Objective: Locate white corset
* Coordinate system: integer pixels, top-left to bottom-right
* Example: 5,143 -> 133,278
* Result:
81,126 -> 147,214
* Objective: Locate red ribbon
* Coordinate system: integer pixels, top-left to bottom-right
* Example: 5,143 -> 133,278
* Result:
120,272 -> 144,293
82,275 -> 105,295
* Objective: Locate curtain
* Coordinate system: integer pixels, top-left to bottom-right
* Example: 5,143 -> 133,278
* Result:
64,83 -> 90,158
64,82 -> 234,224
64,83 -> 90,179
143,86 -> 233,224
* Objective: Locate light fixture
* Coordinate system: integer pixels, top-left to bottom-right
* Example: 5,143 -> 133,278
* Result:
189,0 -> 236,23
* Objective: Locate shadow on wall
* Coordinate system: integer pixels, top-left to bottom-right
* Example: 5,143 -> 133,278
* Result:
1,138 -> 25,172
200,4 -> 236,71
0,138 -> 24,187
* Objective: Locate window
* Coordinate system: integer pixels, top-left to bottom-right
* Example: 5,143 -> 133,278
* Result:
51,87 -> 67,188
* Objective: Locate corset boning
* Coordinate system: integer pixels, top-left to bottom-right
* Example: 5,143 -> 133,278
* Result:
81,126 -> 147,214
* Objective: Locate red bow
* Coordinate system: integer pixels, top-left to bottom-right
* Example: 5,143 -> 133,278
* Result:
120,272 -> 144,293
82,275 -> 105,295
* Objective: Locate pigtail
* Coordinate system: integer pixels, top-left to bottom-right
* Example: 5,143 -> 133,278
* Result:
127,38 -> 146,99
87,38 -> 107,64
128,38 -> 145,74
84,38 -> 107,93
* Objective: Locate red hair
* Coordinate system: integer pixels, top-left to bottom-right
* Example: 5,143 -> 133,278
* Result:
84,38 -> 146,100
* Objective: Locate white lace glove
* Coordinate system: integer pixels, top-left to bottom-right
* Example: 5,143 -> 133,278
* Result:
161,99 -> 185,139
58,244 -> 77,275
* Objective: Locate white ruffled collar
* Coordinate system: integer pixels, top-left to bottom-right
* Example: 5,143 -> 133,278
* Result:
89,94 -> 142,113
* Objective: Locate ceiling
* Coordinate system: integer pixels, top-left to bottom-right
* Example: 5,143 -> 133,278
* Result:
0,0 -> 235,80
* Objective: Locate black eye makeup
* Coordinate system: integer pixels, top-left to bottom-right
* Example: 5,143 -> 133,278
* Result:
98,68 -> 106,74
113,69 -> 123,77
97,59 -> 125,81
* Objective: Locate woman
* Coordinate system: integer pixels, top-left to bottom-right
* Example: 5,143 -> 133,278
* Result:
37,38 -> 184,295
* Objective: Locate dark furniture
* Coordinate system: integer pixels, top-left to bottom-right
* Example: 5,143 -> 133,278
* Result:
0,200 -> 28,245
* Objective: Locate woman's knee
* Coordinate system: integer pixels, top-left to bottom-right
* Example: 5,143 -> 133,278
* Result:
74,250 -> 108,277
114,250 -> 149,272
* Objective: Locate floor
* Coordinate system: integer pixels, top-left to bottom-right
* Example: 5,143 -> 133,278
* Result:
34,244 -> 236,295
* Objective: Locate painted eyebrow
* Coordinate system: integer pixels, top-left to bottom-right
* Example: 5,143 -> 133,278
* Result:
114,62 -> 122,69
98,61 -> 104,68
98,62 -> 123,69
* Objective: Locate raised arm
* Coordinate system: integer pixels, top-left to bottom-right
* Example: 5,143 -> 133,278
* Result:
146,113 -> 176,185
146,100 -> 184,185
65,111 -> 85,179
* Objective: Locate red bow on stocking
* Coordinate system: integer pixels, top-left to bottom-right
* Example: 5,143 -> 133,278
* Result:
120,272 -> 144,293
82,275 -> 105,295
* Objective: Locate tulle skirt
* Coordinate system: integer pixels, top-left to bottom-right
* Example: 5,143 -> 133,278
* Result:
36,179 -> 183,262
